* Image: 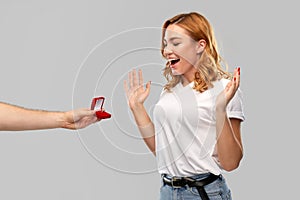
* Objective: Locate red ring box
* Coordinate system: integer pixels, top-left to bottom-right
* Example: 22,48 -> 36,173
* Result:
91,97 -> 111,119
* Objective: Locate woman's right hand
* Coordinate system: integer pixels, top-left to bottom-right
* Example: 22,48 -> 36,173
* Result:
124,69 -> 151,110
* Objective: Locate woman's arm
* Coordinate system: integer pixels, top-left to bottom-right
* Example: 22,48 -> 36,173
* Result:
124,69 -> 156,155
216,112 -> 243,171
130,104 -> 156,155
0,102 -> 98,131
216,67 -> 243,171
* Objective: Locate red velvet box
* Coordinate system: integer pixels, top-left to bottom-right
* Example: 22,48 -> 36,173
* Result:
91,97 -> 111,119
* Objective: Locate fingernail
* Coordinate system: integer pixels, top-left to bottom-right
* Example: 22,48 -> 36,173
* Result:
234,77 -> 236,81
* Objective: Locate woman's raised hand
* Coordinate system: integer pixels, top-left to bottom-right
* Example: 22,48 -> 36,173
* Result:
216,67 -> 241,110
124,69 -> 151,110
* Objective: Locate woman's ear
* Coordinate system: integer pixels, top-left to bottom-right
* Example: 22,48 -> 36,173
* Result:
196,39 -> 206,54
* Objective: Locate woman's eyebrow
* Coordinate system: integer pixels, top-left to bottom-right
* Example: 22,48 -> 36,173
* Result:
169,37 -> 182,41
164,37 -> 182,43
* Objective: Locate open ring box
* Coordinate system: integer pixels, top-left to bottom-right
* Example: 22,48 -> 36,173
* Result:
91,97 -> 111,119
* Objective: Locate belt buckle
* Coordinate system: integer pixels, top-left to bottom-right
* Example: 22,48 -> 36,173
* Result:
171,176 -> 183,188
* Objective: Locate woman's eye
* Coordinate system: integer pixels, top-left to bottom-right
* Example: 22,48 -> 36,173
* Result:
173,43 -> 180,46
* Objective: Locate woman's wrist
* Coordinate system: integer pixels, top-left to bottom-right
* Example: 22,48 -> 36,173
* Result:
130,103 -> 145,112
215,102 -> 227,113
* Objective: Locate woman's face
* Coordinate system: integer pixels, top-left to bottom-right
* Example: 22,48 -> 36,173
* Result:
163,24 -> 204,79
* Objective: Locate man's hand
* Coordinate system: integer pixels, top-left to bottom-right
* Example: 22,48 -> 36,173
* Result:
62,108 -> 99,130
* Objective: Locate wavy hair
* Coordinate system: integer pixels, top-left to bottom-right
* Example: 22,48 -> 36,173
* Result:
161,12 -> 231,93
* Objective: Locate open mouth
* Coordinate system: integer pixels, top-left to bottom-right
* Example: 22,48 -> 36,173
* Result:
169,58 -> 180,65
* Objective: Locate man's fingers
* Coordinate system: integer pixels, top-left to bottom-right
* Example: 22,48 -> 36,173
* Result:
73,109 -> 96,121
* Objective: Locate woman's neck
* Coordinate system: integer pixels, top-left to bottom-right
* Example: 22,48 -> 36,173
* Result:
181,76 -> 193,86
181,69 -> 197,86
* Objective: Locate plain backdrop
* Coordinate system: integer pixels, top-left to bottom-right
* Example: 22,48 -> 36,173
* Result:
1,0 -> 299,199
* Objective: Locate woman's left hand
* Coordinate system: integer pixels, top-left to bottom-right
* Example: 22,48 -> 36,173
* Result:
216,67 -> 240,111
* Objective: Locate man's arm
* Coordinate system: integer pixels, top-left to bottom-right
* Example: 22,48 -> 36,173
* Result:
0,102 -> 98,131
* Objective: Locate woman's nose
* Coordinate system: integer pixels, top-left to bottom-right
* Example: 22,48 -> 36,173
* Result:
163,47 -> 173,57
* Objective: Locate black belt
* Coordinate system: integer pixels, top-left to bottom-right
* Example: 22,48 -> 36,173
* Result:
162,173 -> 220,200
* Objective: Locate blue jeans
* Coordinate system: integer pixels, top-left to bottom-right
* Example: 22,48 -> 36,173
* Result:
160,173 -> 232,200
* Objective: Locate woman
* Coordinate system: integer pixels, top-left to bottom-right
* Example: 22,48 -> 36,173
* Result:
124,12 -> 245,200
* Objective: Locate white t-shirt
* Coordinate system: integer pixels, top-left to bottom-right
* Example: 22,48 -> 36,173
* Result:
153,78 -> 245,176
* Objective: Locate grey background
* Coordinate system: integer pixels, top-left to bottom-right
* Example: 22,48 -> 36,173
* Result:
0,0 -> 299,199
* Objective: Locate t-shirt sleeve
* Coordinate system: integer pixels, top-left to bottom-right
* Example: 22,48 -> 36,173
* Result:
226,88 -> 245,121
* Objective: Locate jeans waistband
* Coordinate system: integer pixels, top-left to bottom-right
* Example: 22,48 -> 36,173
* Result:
161,172 -> 220,181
